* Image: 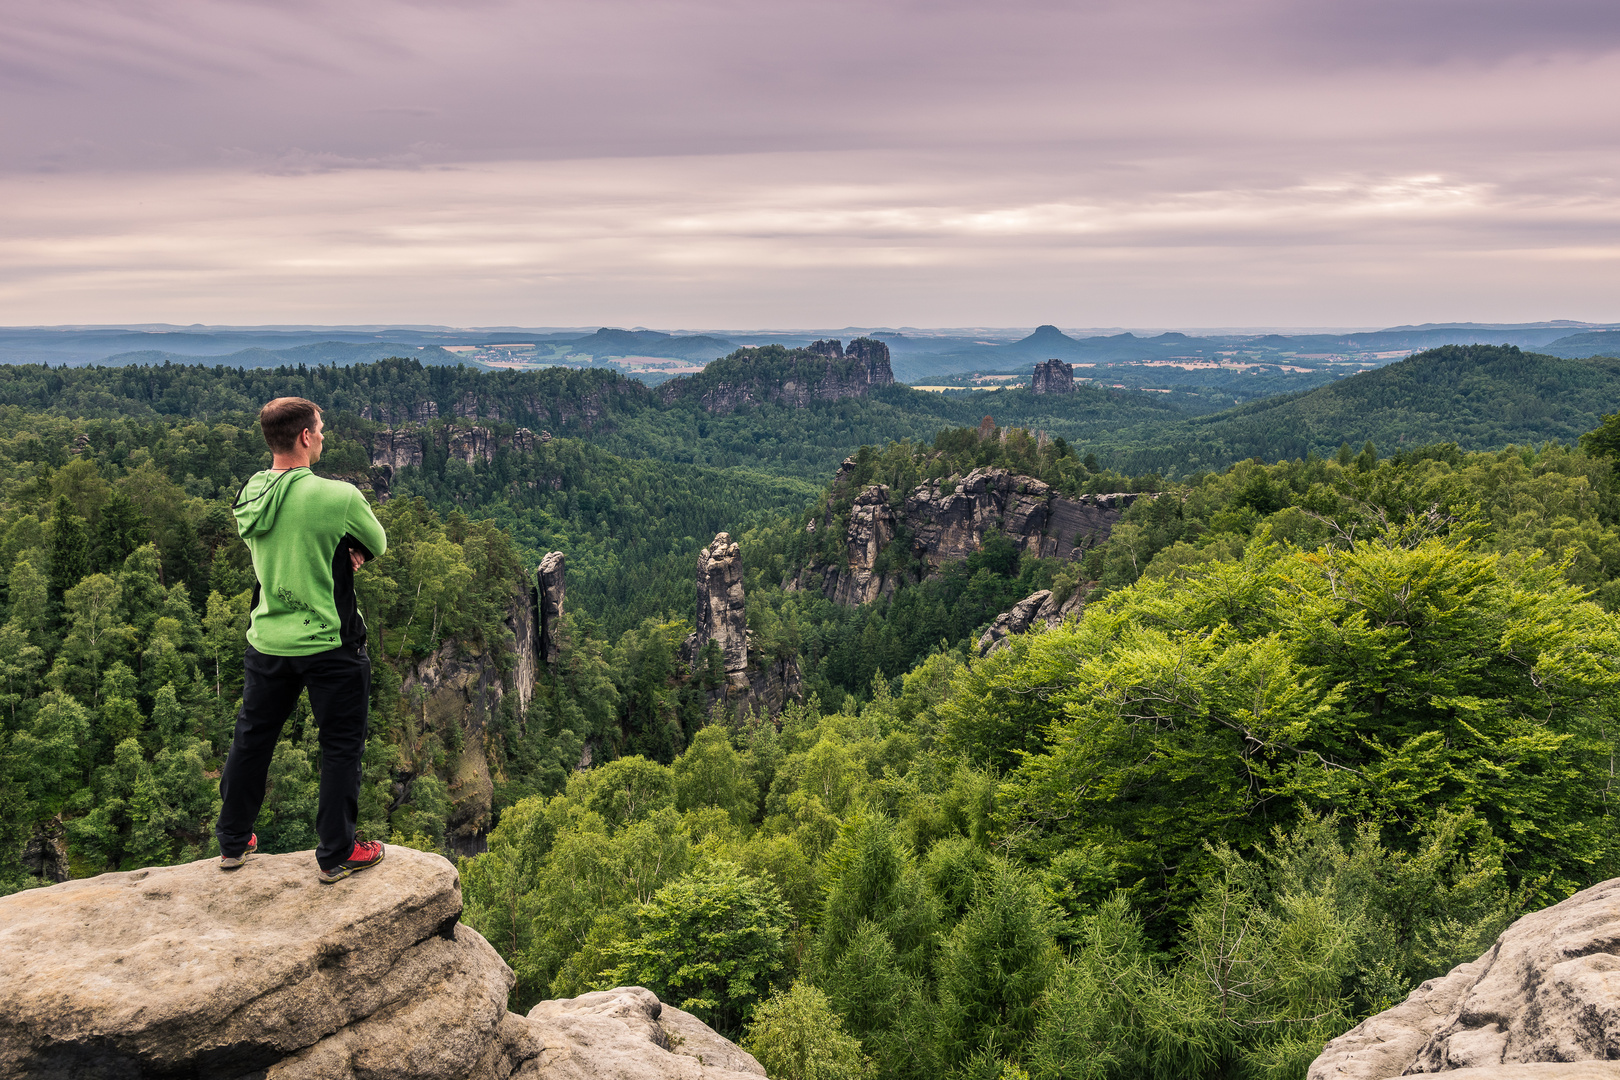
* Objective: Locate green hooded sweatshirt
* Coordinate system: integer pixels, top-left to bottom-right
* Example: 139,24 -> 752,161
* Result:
232,468 -> 388,656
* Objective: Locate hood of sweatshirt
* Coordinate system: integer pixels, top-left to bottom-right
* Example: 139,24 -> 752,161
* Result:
232,468 -> 312,539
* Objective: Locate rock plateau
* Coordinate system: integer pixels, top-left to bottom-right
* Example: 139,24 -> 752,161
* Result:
0,846 -> 762,1080
658,338 -> 895,414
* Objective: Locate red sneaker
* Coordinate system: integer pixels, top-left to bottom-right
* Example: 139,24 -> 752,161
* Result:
220,833 -> 257,870
317,840 -> 386,884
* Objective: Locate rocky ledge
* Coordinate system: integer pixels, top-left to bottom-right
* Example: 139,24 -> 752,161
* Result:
1309,877 -> 1620,1079
0,847 -> 763,1080
976,586 -> 1086,656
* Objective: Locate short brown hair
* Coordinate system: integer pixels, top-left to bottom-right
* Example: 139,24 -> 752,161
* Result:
259,397 -> 322,453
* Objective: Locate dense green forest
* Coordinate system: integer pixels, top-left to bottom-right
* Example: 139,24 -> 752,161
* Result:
5,351 -> 1620,1079
1105,345 -> 1620,476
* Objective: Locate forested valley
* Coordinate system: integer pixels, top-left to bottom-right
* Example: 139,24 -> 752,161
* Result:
3,345 -> 1620,1080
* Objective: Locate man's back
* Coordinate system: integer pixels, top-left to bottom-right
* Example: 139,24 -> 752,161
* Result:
233,468 -> 387,655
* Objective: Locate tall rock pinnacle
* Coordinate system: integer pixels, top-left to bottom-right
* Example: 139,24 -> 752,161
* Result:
689,532 -> 749,688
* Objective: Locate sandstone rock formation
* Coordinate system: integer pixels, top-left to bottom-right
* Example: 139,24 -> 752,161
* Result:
1031,358 -> 1076,394
688,533 -> 750,684
370,425 -> 551,472
681,532 -> 803,717
826,484 -> 899,606
809,467 -> 1140,606
373,427 -> 427,469
522,987 -> 765,1080
0,847 -> 761,1080
658,338 -> 895,414
977,586 -> 1087,655
538,551 -> 566,667
1309,877 -> 1620,1079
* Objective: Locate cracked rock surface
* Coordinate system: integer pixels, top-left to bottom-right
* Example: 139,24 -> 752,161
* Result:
1309,878 -> 1620,1079
0,848 -> 757,1080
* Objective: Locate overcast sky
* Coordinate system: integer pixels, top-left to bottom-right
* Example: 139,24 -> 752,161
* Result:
4,0 -> 1619,328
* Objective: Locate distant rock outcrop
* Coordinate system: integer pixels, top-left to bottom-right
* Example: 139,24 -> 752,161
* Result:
682,532 -> 803,717
1308,876 -> 1620,1079
0,848 -> 758,1080
688,533 -> 750,682
538,551 -> 566,667
977,586 -> 1087,655
658,338 -> 895,414
368,425 -> 552,476
1031,358 -> 1076,394
808,466 -> 1141,606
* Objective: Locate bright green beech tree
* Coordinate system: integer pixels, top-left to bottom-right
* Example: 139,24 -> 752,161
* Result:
955,534 -> 1620,926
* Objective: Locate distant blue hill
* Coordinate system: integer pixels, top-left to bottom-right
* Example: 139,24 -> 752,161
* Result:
1537,330 -> 1620,358
96,342 -> 472,369
568,327 -> 737,361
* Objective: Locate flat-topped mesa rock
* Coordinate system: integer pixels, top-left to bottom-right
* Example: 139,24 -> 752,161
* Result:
977,586 -> 1088,656
1309,876 -> 1620,1080
808,466 -> 1141,606
0,847 -> 760,1080
658,338 -> 895,414
401,559 -> 556,856
1031,358 -> 1076,394
681,532 -> 803,717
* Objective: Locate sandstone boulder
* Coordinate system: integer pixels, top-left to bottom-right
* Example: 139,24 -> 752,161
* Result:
1309,877 -> 1620,1079
0,846 -> 506,1080
519,988 -> 765,1080
0,849 -> 764,1080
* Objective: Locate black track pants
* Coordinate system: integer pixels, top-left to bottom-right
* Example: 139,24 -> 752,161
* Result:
215,643 -> 372,870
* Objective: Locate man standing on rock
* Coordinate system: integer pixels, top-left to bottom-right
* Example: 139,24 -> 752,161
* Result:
215,397 -> 389,884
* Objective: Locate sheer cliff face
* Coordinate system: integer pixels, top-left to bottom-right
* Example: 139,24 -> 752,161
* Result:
1031,358 -> 1076,394
811,468 -> 1141,605
369,426 -> 549,474
658,338 -> 895,414
400,556 -> 562,855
